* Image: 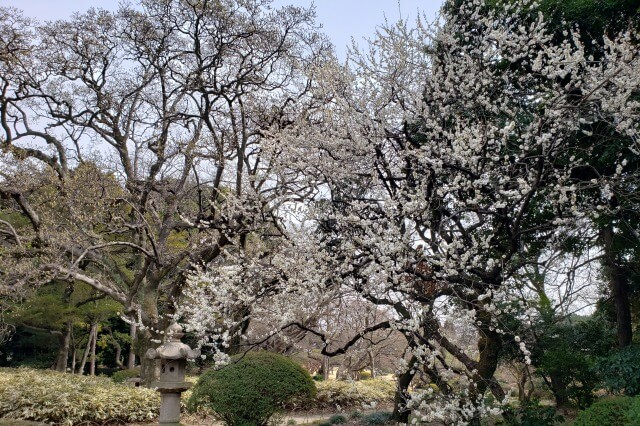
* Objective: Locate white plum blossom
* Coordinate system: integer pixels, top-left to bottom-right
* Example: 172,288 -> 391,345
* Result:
179,0 -> 639,422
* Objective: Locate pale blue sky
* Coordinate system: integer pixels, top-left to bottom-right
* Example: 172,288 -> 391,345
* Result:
0,0 -> 442,58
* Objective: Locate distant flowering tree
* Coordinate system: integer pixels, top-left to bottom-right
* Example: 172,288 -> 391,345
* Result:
183,0 -> 640,423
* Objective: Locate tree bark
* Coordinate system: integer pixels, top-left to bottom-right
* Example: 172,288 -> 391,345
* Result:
70,325 -> 76,374
78,322 -> 96,374
614,275 -> 632,348
71,348 -> 77,374
135,284 -> 164,386
550,374 -> 569,408
368,349 -> 376,379
89,323 -> 98,376
54,320 -> 73,372
128,320 -> 137,369
602,225 -> 632,347
469,314 -> 504,425
391,355 -> 418,423
105,326 -> 124,369
517,367 -> 533,403
322,355 -> 330,381
136,327 -> 162,386
475,322 -> 503,394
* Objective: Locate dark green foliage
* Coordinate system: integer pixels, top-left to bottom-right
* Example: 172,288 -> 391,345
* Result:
361,411 -> 392,425
328,414 -> 347,424
1,281 -> 129,371
313,373 -> 324,381
187,352 -> 316,426
484,0 -> 640,353
530,314 -> 615,407
625,397 -> 640,424
597,345 -> 640,396
537,342 -> 596,407
111,367 -> 140,384
573,396 -> 634,426
536,0 -> 639,44
484,0 -> 640,52
0,326 -> 58,368
499,401 -> 564,426
316,414 -> 348,426
97,317 -> 134,365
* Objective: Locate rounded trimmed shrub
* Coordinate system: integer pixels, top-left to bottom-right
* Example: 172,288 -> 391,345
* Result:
187,351 -> 316,425
573,396 -> 633,426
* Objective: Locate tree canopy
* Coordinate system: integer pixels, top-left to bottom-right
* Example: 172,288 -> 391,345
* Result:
1,0 -> 639,424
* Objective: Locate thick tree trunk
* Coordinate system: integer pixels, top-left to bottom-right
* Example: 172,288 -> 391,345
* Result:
128,320 -> 137,369
476,325 -> 503,394
113,338 -> 123,369
602,225 -> 632,347
136,327 -> 162,386
614,276 -> 632,348
54,320 -> 73,372
391,355 -> 418,423
469,315 -> 503,425
517,367 -> 533,403
322,355 -> 330,381
135,283 -> 165,386
550,375 -> 569,408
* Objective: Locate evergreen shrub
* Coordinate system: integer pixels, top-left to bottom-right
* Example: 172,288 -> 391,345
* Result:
597,345 -> 640,396
498,400 -> 563,425
110,366 -> 140,383
361,411 -> 392,425
187,351 -> 315,426
624,397 -> 640,425
328,414 -> 347,424
573,396 -> 634,426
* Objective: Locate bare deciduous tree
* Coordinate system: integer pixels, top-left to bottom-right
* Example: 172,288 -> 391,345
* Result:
0,0 -> 331,383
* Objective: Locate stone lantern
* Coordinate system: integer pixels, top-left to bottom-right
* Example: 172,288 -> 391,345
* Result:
146,323 -> 199,426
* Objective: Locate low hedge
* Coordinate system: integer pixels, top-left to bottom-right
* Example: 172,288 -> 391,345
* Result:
314,379 -> 395,409
0,368 -> 160,425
